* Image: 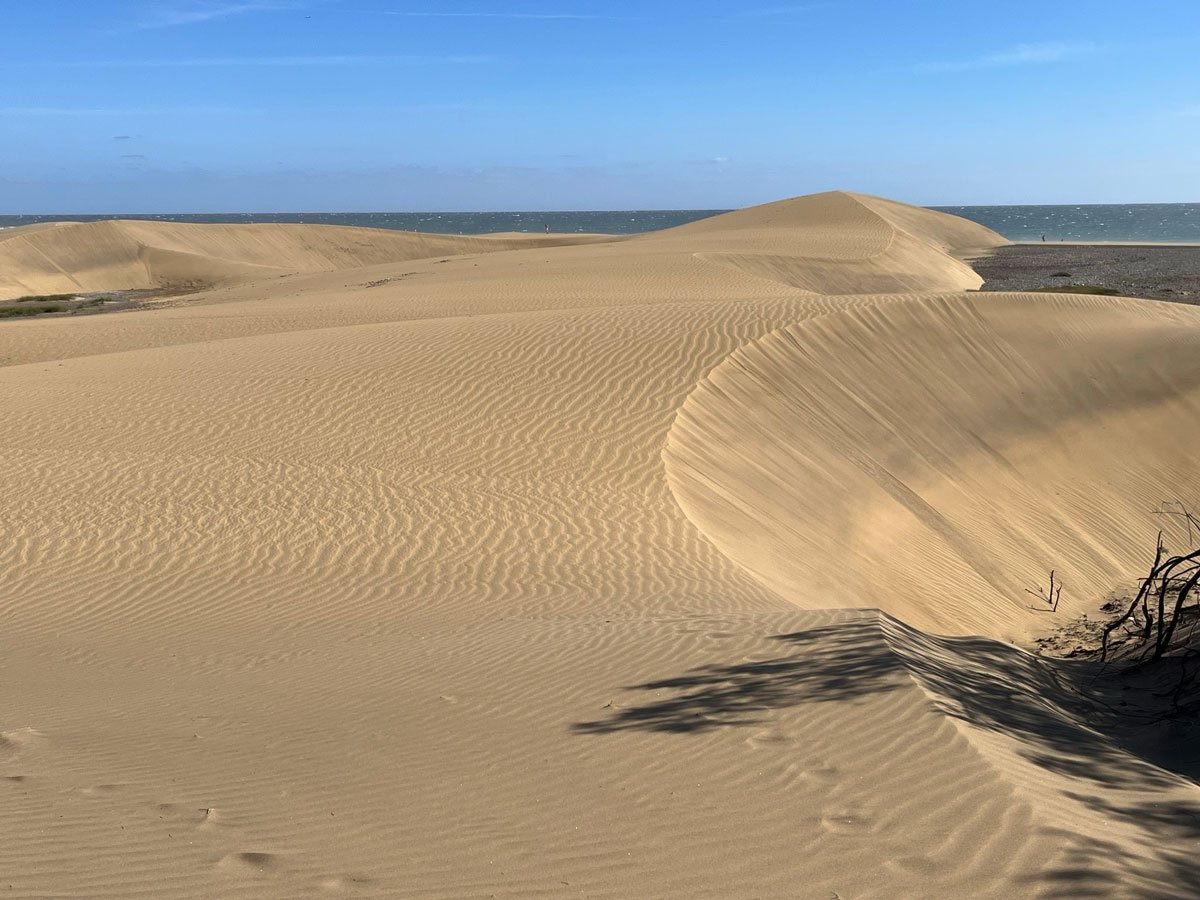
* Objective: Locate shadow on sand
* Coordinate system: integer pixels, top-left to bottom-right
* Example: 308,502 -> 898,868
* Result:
573,613 -> 1200,898
574,619 -> 903,735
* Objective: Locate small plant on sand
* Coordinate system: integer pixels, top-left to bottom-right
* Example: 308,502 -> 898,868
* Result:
1083,505 -> 1200,719
1026,570 -> 1063,612
0,304 -> 64,317
12,293 -> 76,303
1100,510 -> 1200,665
1036,505 -> 1200,720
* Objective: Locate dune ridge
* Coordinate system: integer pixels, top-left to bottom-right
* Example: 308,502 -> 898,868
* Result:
1,192 -> 1197,897
658,190 -> 1007,294
0,218 -> 617,300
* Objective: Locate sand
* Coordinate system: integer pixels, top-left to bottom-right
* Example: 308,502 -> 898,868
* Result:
1,190 -> 1198,897
0,218 -> 618,301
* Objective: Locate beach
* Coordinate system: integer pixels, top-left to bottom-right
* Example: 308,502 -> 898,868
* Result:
973,243 -> 1200,302
2,191 -> 1199,898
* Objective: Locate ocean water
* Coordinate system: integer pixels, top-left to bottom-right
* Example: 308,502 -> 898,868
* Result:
0,210 -> 722,236
934,204 -> 1200,243
1,204 -> 1197,243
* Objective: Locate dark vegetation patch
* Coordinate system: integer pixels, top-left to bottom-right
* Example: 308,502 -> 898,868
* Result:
0,290 -> 160,320
13,293 -> 77,303
1030,285 -> 1121,295
0,304 -> 65,317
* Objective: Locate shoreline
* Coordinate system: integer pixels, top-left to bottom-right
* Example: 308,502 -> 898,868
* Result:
1007,239 -> 1200,248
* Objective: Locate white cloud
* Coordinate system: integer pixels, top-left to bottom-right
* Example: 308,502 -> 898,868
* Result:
917,41 -> 1101,73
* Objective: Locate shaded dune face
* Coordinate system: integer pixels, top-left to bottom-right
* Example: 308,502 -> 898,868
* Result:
665,291 -> 1200,640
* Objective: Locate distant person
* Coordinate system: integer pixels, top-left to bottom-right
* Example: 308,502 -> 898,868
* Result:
544,224 -> 550,234
1041,234 -> 1046,242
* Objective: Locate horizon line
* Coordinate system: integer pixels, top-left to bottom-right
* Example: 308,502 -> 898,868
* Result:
3,200 -> 1198,218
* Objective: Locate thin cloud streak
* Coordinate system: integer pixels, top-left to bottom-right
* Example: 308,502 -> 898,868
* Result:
1,106 -> 266,116
346,8 -> 634,20
735,4 -> 831,16
135,1 -> 304,29
916,41 -> 1101,73
2,101 -> 523,117
10,55 -> 496,68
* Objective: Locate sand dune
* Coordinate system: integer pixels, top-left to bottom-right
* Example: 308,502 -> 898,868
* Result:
1,192 -> 1197,897
666,290 -> 1200,640
653,190 -> 1006,293
0,218 -> 617,300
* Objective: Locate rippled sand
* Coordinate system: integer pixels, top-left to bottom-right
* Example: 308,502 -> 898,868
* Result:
2,191 -> 1198,897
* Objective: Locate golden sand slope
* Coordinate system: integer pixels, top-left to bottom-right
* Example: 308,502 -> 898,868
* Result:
0,218 -> 616,300
657,190 -> 1006,293
666,290 -> 1200,641
1,193 -> 1197,897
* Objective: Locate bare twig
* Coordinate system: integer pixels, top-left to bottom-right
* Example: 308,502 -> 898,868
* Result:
1025,569 -> 1063,613
1101,532 -> 1165,662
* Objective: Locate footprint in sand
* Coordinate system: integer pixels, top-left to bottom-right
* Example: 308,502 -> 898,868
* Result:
885,854 -> 951,876
217,851 -> 281,876
318,874 -> 375,893
820,809 -> 874,835
0,728 -> 43,751
154,802 -> 223,829
744,728 -> 790,748
196,806 -> 226,831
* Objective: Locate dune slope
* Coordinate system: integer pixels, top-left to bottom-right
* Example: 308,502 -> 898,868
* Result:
665,290 -> 1200,640
0,218 -> 616,300
650,190 -> 1007,294
1,192 -> 1197,897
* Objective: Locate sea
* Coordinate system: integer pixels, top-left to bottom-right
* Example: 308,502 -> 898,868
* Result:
1,204 -> 1197,243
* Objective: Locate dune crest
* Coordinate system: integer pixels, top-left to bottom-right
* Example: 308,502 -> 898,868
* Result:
647,190 -> 1007,294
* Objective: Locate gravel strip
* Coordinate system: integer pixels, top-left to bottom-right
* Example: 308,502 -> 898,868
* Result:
970,244 -> 1200,303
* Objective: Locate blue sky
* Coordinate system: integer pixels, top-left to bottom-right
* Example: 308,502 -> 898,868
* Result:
3,0 -> 1198,211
